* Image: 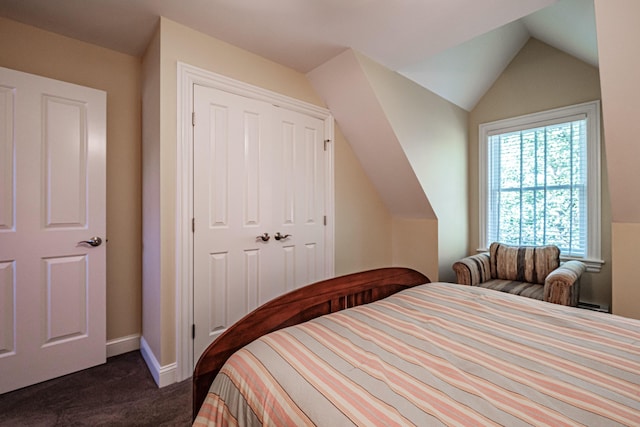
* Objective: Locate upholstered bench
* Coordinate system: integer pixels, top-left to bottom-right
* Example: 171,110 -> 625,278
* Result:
452,242 -> 586,306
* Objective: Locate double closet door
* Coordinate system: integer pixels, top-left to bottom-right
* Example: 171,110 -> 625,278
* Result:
192,84 -> 330,361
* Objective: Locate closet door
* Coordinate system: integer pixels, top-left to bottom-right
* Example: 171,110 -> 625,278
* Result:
192,85 -> 273,361
192,85 -> 327,362
271,107 -> 326,292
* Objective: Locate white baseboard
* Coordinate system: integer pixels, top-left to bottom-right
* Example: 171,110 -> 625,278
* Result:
140,336 -> 177,388
106,334 -> 140,358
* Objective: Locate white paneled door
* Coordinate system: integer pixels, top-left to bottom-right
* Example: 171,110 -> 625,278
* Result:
192,85 -> 328,362
0,67 -> 106,394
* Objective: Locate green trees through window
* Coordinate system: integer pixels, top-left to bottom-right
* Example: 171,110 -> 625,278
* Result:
488,120 -> 587,256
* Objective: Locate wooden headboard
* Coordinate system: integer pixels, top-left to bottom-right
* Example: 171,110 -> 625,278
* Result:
192,267 -> 430,418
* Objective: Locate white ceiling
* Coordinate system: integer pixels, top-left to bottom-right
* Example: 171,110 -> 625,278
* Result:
0,0 -> 597,111
401,0 -> 598,110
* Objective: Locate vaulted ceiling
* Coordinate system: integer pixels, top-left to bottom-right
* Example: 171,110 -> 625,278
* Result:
0,0 -> 597,111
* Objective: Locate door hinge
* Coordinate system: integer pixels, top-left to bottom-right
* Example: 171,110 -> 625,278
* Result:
324,139 -> 331,151
324,215 -> 327,226
192,111 -> 196,127
192,324 -> 195,339
192,218 -> 195,233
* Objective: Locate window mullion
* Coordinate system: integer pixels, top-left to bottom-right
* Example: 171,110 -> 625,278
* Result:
519,131 -> 524,244
569,122 -> 575,254
498,137 -> 501,243
533,130 -> 538,245
543,128 -> 548,244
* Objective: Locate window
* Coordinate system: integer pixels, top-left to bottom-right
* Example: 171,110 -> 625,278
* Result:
479,101 -> 603,271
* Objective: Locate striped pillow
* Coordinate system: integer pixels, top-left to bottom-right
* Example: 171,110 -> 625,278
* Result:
489,242 -> 560,285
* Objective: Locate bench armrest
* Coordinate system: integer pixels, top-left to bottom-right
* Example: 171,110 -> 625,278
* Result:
544,260 -> 587,306
452,253 -> 491,286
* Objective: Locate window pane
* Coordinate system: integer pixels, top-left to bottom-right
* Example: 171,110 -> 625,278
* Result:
499,133 -> 521,189
521,130 -> 537,188
487,118 -> 588,257
497,190 -> 520,244
520,189 -> 536,245
545,188 -> 571,246
546,124 -> 572,187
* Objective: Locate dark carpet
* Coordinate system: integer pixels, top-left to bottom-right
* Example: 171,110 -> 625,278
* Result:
0,351 -> 192,426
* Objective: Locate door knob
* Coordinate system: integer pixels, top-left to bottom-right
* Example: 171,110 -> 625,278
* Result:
256,233 -> 270,242
78,236 -> 103,247
274,232 -> 291,241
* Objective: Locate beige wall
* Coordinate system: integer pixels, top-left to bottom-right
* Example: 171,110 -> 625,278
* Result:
610,223 -> 640,318
152,17 -> 325,365
392,218 -> 439,281
0,15 -> 415,368
0,17 -> 143,341
307,49 -> 440,281
6,0 -> 637,374
469,38 -> 611,308
594,0 -> 640,319
355,52 -> 468,282
145,17 -> 397,365
334,127 -> 393,275
307,49 -> 437,221
141,26 -> 162,358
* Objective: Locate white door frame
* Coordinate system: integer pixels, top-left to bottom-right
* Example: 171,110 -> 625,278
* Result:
176,62 -> 334,381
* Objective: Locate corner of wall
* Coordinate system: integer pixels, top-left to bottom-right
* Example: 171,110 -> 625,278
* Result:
611,223 -> 640,320
140,336 -> 177,388
141,19 -> 163,366
392,217 -> 439,282
106,334 -> 141,358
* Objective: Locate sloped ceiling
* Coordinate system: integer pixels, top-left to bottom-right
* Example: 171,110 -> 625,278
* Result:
308,50 -> 437,219
400,0 -> 598,110
0,0 -> 597,111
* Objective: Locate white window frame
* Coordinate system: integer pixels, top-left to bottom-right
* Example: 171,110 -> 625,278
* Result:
478,101 -> 603,272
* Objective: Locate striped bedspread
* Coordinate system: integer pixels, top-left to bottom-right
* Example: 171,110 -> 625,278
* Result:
194,282 -> 640,426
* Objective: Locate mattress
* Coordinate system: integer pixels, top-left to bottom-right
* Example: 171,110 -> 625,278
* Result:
194,282 -> 640,426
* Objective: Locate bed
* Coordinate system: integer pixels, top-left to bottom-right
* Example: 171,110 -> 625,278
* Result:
193,267 -> 640,426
